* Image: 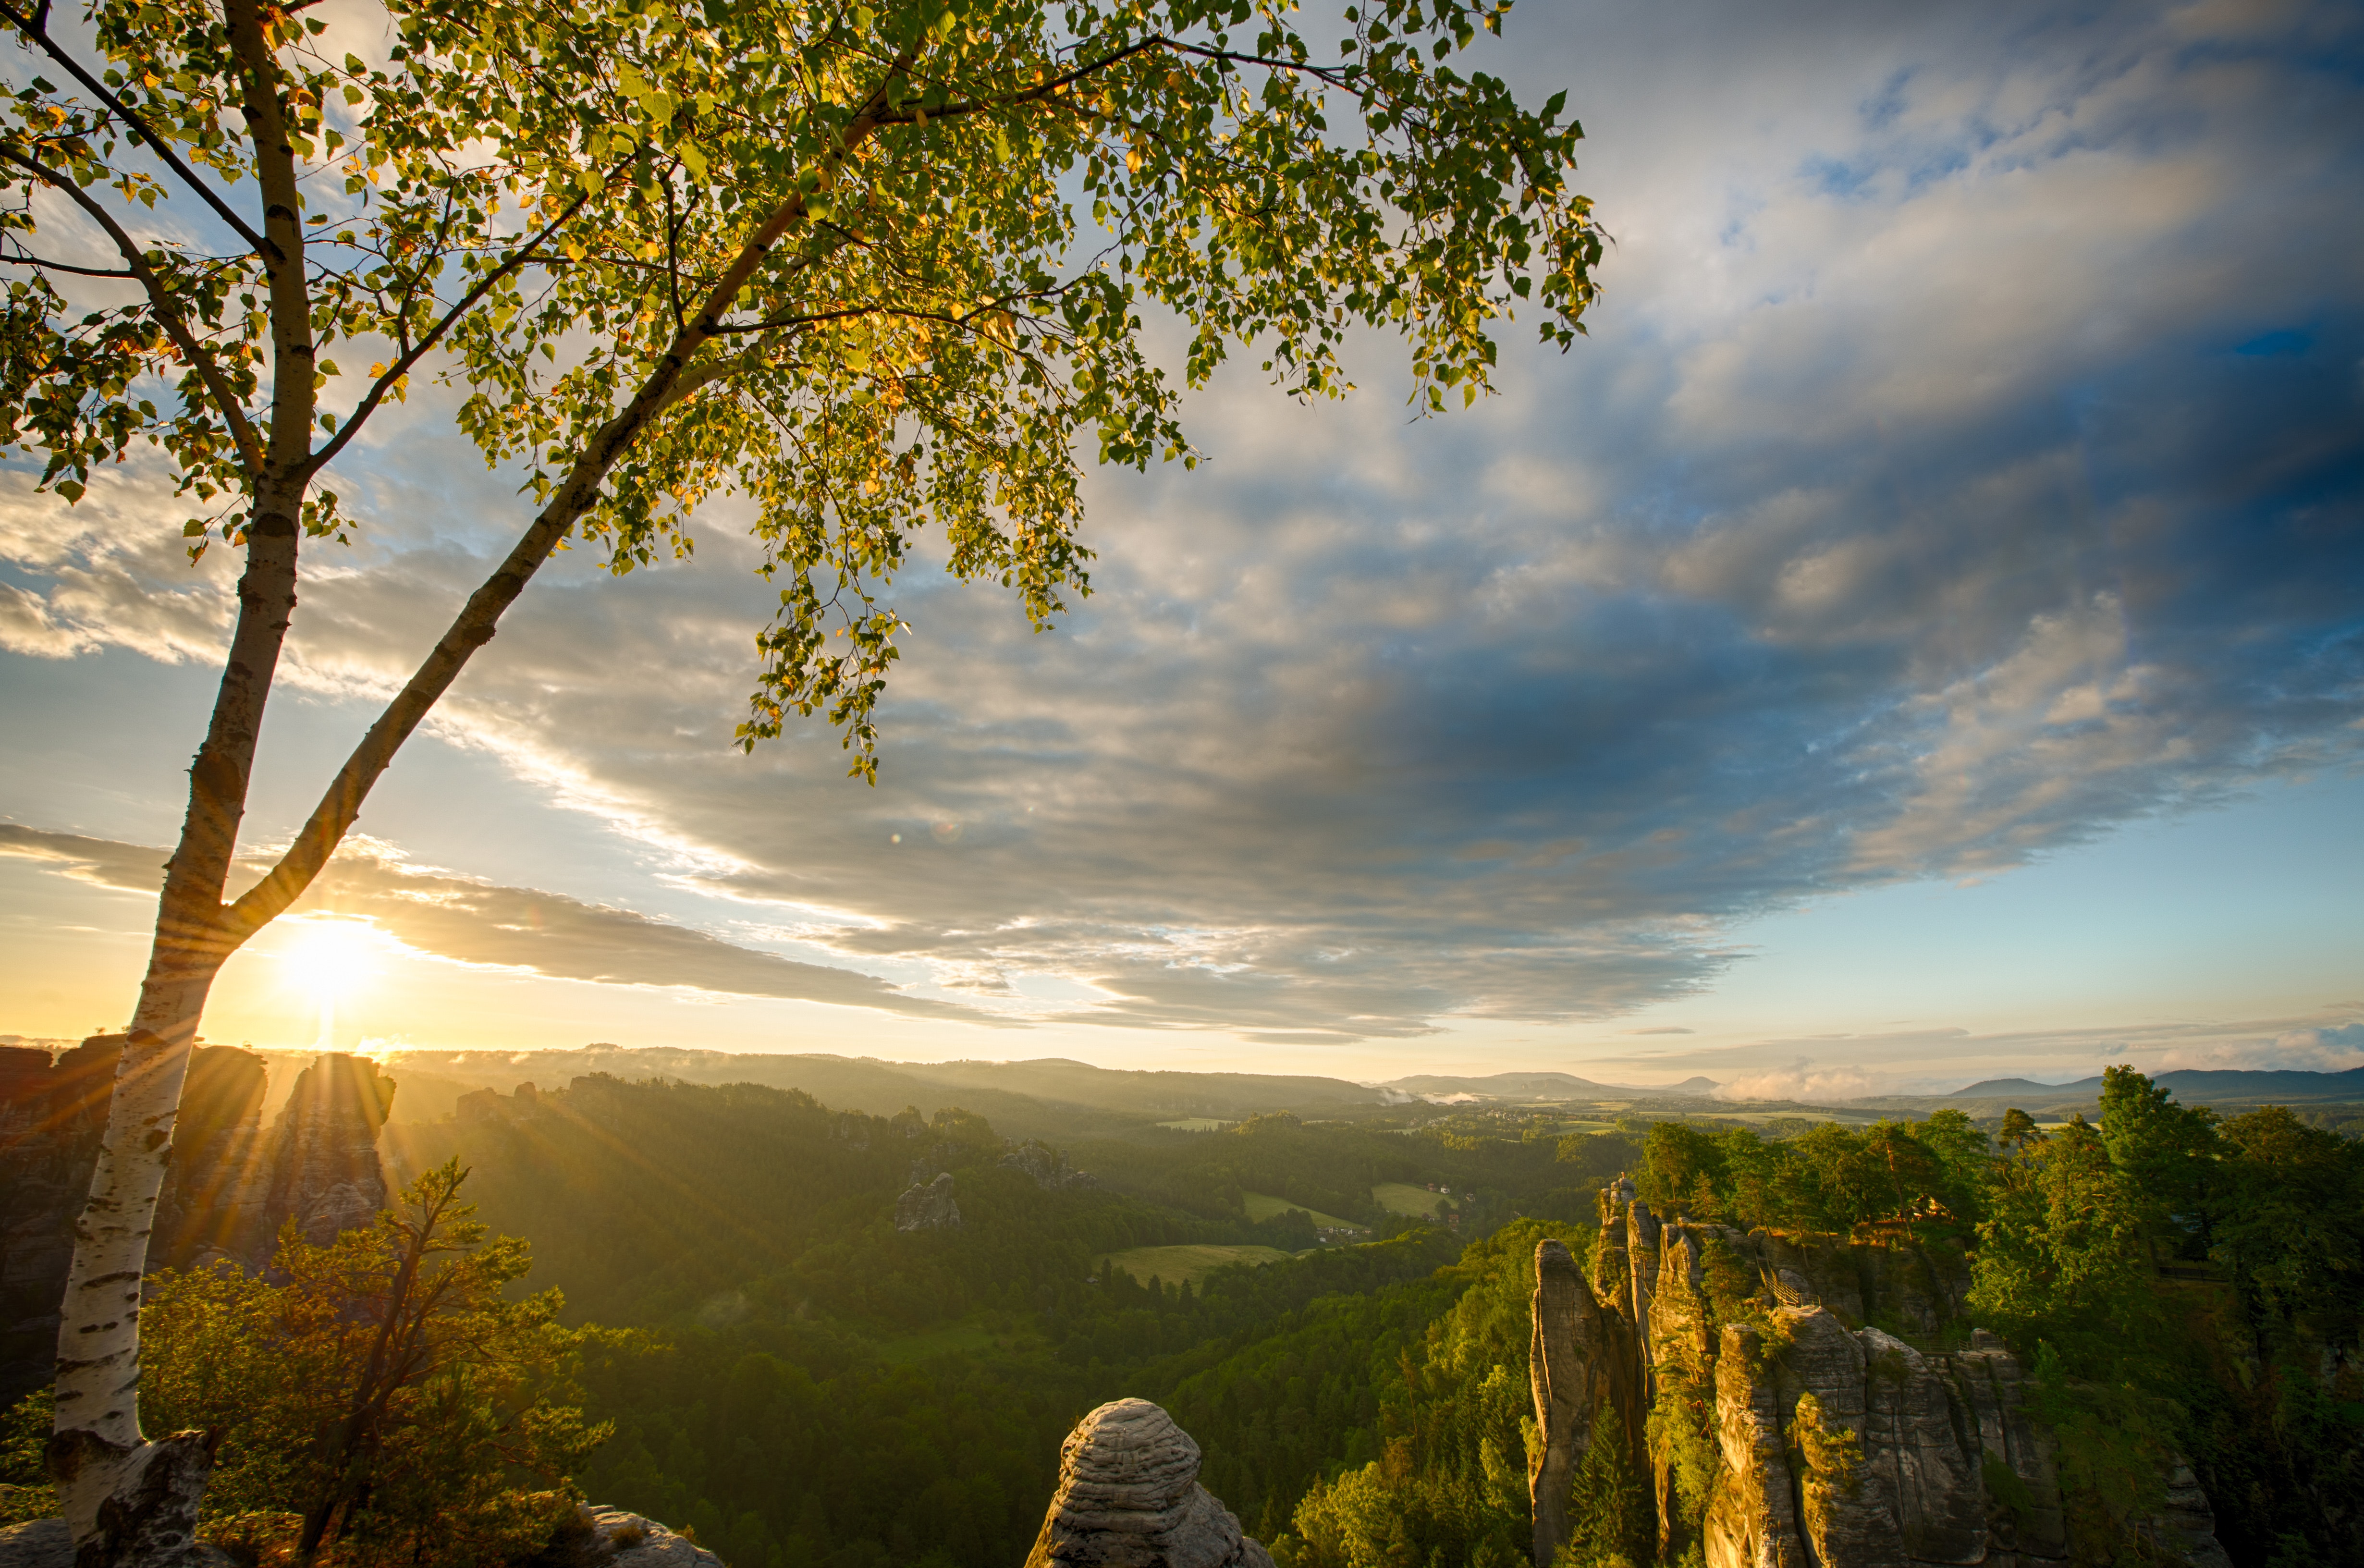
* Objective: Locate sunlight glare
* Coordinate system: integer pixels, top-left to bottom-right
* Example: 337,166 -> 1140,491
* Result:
280,918 -> 382,1049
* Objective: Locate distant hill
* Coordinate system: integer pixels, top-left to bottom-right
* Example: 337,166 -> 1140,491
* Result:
1948,1066 -> 2364,1104
1376,1071 -> 1722,1101
882,1056 -> 1388,1120
1947,1076 -> 2092,1099
377,1045 -> 1391,1137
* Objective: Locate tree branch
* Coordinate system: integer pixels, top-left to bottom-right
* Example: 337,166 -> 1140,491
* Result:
870,35 -> 1357,131
0,248 -> 132,278
0,0 -> 275,259
301,185 -> 598,479
0,146 -> 265,473
871,35 -> 1170,127
229,54 -> 921,936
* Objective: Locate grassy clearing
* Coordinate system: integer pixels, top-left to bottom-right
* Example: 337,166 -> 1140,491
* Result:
1157,1117 -> 1233,1131
1100,1244 -> 1296,1288
1241,1191 -> 1364,1230
873,1320 -> 1008,1364
1372,1181 -> 1450,1216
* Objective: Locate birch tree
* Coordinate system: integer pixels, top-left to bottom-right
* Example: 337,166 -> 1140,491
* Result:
0,0 -> 1599,1551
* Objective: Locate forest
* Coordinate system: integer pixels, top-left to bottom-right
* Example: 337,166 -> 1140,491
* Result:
3,1067 -> 2358,1568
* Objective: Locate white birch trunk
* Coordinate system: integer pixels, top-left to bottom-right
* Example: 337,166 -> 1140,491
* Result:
48,974 -> 217,1537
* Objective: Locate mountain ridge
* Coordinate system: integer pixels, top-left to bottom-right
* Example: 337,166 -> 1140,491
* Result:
1947,1065 -> 2364,1102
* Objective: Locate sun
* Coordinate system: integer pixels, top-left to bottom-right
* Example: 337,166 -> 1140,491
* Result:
280,918 -> 382,1047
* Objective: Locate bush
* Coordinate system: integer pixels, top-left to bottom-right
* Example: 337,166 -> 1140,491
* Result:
143,1160 -> 637,1567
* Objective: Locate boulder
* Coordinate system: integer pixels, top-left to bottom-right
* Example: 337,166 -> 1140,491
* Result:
1022,1398 -> 1273,1568
894,1171 -> 962,1231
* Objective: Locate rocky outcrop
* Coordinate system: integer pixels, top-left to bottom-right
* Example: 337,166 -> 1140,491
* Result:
0,1038 -> 119,1403
0,1042 -> 395,1402
455,1081 -> 544,1125
894,1171 -> 962,1231
1703,1321 -> 1807,1568
0,1518 -> 74,1568
1003,1139 -> 1102,1191
3,1501 -> 719,1568
1023,1398 -> 1274,1568
2131,1461 -> 2235,1568
1533,1182 -> 2232,1568
254,1053 -> 395,1251
153,1049 -> 273,1274
1529,1238 -> 1622,1568
528,1504 -> 727,1568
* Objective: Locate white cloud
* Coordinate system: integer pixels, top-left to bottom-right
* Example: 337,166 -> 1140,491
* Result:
1713,1060 -> 1881,1103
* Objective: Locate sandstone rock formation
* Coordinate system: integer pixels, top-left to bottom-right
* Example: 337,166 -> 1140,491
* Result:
1023,1398 -> 1274,1568
253,1052 -> 396,1250
894,1171 -> 962,1231
0,1501 -> 717,1568
1003,1139 -> 1102,1191
0,1042 -> 397,1401
551,1504 -> 727,1568
0,1518 -> 74,1568
1,1038 -> 120,1402
1529,1238 -> 1620,1568
1531,1180 -> 2229,1568
455,1081 -> 544,1125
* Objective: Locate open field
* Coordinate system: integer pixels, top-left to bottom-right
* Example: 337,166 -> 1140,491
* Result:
1372,1181 -> 1450,1216
873,1320 -> 1011,1364
1100,1244 -> 1297,1288
1241,1191 -> 1364,1230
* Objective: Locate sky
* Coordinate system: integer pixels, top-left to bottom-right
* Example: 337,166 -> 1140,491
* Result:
2,0 -> 2360,1095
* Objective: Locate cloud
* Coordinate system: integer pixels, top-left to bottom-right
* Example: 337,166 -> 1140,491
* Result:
1595,1006 -> 2364,1095
0,824 -> 995,1024
1713,1061 -> 1881,1103
0,0 -> 2358,1044
0,582 -> 94,658
2159,1024 -> 2364,1074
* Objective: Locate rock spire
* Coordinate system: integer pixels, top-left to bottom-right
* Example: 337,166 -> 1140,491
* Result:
1024,1399 -> 1274,1568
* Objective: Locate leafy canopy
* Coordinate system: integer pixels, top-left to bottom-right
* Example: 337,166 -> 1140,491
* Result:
1,0 -> 1599,774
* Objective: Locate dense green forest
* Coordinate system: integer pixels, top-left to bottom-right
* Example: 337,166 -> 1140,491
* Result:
362,1078 -> 1636,1567
6,1067 -> 2356,1568
374,1070 -> 2360,1568
1254,1077 -> 2364,1568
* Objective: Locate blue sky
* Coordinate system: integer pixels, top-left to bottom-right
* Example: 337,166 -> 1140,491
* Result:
2,0 -> 2359,1091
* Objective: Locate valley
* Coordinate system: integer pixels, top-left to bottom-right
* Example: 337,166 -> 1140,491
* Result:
6,1042 -> 2358,1568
